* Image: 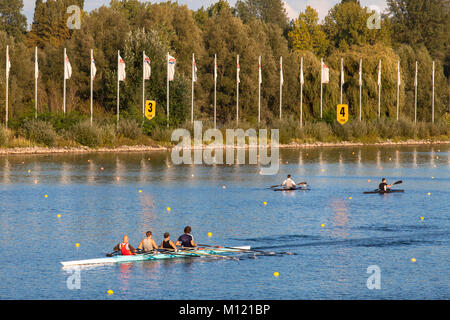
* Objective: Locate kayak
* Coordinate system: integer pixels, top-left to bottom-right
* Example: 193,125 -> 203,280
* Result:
61,246 -> 250,267
273,187 -> 310,192
363,189 -> 404,194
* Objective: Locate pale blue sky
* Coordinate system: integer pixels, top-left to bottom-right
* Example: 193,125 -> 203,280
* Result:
22,0 -> 388,28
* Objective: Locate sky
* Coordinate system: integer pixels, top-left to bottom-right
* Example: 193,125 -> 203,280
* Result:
22,0 -> 388,28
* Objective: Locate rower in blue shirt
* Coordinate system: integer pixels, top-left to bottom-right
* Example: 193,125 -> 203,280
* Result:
176,226 -> 197,247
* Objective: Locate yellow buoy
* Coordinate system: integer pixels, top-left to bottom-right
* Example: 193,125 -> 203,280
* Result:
44,195 -> 48,198
427,192 -> 431,196
273,272 -> 279,277
166,207 -> 171,212
138,190 -> 142,193
420,217 -> 424,221
431,176 -> 434,179
57,214 -> 61,218
75,243 -> 80,248
349,197 -> 352,200
411,258 -> 416,263
263,201 -> 267,206
207,232 -> 212,237
107,290 -> 114,295
321,224 -> 325,228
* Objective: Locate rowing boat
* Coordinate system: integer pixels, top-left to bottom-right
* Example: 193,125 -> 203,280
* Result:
363,189 -> 404,194
273,187 -> 310,192
61,246 -> 250,267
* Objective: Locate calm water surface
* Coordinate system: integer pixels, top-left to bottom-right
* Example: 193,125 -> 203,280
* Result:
0,145 -> 448,299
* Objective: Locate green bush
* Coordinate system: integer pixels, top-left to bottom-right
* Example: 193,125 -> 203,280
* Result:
69,121 -> 104,148
0,126 -> 9,146
20,119 -> 57,147
117,119 -> 142,140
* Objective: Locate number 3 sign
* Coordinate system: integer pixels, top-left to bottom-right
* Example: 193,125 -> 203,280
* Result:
337,104 -> 348,125
145,100 -> 156,120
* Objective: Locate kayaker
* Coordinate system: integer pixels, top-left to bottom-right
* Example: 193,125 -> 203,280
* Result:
176,226 -> 197,248
281,174 -> 297,189
379,178 -> 392,191
137,231 -> 159,253
113,235 -> 136,255
160,232 -> 177,250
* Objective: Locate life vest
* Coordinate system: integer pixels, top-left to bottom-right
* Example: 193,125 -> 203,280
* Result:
120,242 -> 133,255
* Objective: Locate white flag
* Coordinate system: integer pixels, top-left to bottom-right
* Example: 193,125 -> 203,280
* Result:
321,61 -> 329,84
118,55 -> 126,81
237,56 -> 240,84
300,58 -> 304,85
214,55 -> 217,84
91,56 -> 97,80
280,57 -> 284,86
340,59 -> 344,85
192,55 -> 197,82
6,47 -> 11,79
64,52 -> 72,79
35,49 -> 39,79
358,59 -> 362,86
168,54 -> 176,81
144,54 -> 151,80
377,60 -> 381,86
414,62 -> 418,87
397,61 -> 401,86
258,56 -> 262,84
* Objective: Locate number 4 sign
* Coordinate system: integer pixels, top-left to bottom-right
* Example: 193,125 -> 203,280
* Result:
337,104 -> 348,125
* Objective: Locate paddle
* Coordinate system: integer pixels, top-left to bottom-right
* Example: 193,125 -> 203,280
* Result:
160,247 -> 239,261
106,251 -> 120,257
371,180 -> 403,192
198,244 -> 294,256
270,181 -> 307,188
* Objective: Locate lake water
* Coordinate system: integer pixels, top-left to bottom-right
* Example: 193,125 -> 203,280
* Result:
0,145 -> 448,299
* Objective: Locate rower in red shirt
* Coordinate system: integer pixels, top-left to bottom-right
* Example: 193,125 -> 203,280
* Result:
113,235 -> 136,255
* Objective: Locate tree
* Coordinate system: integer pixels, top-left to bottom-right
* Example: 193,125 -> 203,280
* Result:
0,0 -> 27,40
288,6 -> 329,56
387,0 -> 450,77
235,0 -> 289,30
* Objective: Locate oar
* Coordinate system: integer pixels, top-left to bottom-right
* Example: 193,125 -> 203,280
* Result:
270,181 -> 307,188
198,244 -> 293,256
106,251 -> 120,257
176,247 -> 240,260
372,180 -> 403,192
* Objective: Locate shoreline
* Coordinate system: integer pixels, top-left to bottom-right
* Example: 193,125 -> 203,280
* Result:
0,139 -> 449,155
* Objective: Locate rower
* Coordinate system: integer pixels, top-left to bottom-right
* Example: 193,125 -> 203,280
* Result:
137,231 -> 158,253
281,174 -> 297,189
160,232 -> 177,250
176,226 -> 197,248
114,235 -> 136,255
379,178 -> 392,192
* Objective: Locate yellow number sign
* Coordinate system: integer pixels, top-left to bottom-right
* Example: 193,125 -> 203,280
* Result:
337,104 -> 348,125
145,100 -> 156,120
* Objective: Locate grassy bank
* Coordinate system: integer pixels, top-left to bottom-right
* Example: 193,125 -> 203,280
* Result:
1,112 -> 449,149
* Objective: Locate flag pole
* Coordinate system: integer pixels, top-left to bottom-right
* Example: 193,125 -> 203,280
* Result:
214,54 -> 217,129
258,55 -> 261,125
63,47 -> 66,115
35,46 -> 38,119
279,56 -> 282,119
359,59 -> 362,121
5,45 -> 8,129
300,56 -> 303,128
414,61 -> 417,123
320,58 -> 323,119
142,51 -> 145,120
340,58 -> 343,105
397,60 -> 400,121
236,54 -> 239,126
432,61 -> 435,123
90,49 -> 93,125
378,60 -> 381,119
191,53 -> 194,123
167,52 -> 169,128
117,50 -> 120,128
